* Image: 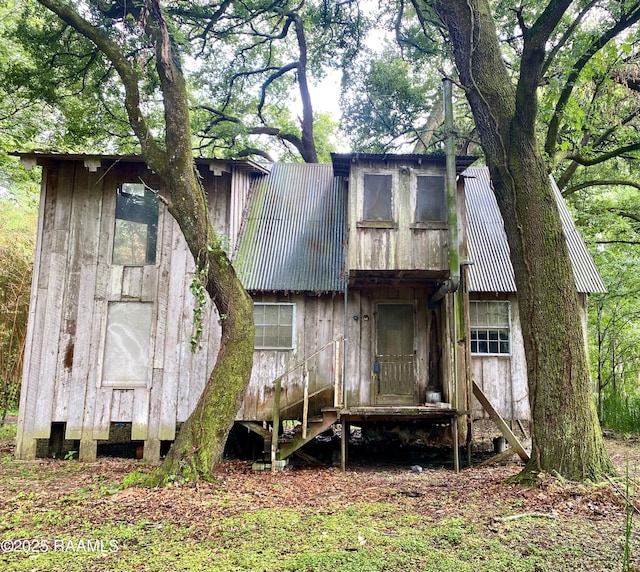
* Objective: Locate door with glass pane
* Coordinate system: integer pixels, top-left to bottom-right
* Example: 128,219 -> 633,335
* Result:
375,303 -> 417,405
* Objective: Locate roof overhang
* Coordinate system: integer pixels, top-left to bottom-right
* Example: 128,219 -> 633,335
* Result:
331,152 -> 477,177
10,151 -> 271,175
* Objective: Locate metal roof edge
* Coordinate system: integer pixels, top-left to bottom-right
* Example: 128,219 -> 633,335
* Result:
9,151 -> 271,175
331,152 -> 477,177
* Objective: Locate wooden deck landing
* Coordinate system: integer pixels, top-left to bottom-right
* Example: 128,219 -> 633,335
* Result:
339,405 -> 460,422
337,405 -> 462,472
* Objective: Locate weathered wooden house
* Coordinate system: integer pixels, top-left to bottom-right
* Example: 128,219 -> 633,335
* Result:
14,152 -> 604,467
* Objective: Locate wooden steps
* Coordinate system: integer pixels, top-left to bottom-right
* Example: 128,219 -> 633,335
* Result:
276,409 -> 339,460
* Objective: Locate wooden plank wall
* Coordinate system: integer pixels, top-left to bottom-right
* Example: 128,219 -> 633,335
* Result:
347,160 -> 450,272
342,286 -> 434,409
238,292 -> 344,421
16,160 -> 230,460
470,294 -> 530,421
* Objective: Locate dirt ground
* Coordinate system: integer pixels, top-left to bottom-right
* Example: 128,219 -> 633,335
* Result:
0,424 -> 638,571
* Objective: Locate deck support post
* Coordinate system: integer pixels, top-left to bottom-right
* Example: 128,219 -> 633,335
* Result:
452,415 -> 459,473
341,420 -> 348,471
79,437 -> 97,462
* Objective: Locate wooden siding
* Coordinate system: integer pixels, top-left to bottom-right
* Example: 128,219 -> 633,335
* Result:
347,160 -> 450,273
470,294 -> 530,420
16,160 -> 229,460
238,286 -> 456,421
238,293 -> 344,420
342,286 -> 448,410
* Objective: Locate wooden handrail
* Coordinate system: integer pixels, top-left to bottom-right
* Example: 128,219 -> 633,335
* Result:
271,336 -> 344,386
268,336 -> 343,462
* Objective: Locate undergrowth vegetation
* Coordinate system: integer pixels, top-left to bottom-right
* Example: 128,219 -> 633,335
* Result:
0,422 -> 638,572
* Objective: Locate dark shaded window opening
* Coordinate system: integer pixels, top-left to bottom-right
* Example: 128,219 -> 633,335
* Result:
113,182 -> 159,265
416,176 -> 446,222
363,174 -> 392,221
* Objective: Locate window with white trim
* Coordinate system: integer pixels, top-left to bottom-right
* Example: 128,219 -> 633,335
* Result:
253,303 -> 295,349
470,301 -> 510,355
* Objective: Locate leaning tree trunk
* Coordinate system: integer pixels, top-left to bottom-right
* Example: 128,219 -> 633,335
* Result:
139,1 -> 254,483
433,0 -> 614,481
38,0 -> 255,483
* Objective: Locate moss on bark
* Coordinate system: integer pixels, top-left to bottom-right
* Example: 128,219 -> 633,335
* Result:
434,0 -> 615,482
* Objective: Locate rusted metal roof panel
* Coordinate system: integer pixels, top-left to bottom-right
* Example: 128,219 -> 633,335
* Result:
464,166 -> 605,294
234,163 -> 345,293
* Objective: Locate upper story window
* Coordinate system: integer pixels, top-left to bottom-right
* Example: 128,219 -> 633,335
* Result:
113,183 -> 159,265
254,302 -> 295,350
416,175 -> 446,222
363,174 -> 392,221
470,300 -> 511,355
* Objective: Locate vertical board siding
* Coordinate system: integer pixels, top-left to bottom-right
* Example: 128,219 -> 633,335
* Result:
471,295 -> 530,420
18,158 -> 244,457
92,388 -> 112,440
347,160 -> 450,274
31,162 -> 76,439
62,168 -> 104,433
15,169 -> 50,458
111,389 -> 134,422
158,218 -> 188,440
176,266 -> 196,423
239,293 -> 345,421
132,388 -> 150,440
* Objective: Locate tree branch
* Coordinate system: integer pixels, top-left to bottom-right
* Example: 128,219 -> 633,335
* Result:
544,3 -> 640,157
563,179 -> 640,197
36,0 -> 166,175
518,0 -> 573,119
563,141 -> 640,167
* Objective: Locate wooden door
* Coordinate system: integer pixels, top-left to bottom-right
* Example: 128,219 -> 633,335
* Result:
375,303 -> 417,405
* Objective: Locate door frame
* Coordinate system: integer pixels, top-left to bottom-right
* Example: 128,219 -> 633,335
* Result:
373,300 -> 419,405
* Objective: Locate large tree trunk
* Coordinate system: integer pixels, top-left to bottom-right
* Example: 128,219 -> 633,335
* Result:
139,0 -> 255,483
433,0 -> 614,481
37,0 -> 255,483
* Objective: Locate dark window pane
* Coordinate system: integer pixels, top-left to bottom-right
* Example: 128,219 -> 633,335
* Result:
416,176 -> 446,222
363,174 -> 392,220
113,183 -> 159,265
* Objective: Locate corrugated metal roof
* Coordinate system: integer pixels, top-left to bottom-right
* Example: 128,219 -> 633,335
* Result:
234,163 -> 345,293
465,166 -> 606,293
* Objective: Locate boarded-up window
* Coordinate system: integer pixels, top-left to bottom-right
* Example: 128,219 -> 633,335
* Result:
113,183 -> 159,265
470,301 -> 510,355
416,175 -> 446,222
363,174 -> 392,221
102,302 -> 153,387
253,303 -> 295,350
